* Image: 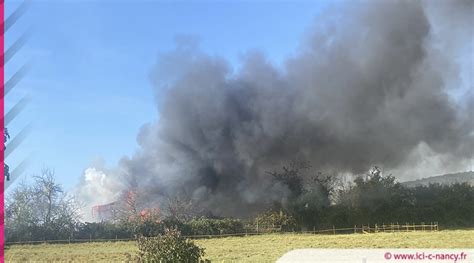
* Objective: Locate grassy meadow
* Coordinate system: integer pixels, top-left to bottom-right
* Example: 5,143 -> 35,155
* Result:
5,230 -> 474,262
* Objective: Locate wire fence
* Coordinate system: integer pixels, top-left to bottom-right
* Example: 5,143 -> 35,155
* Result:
4,222 -> 439,246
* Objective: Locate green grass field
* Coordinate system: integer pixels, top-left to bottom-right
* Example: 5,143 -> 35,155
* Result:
5,230 -> 473,262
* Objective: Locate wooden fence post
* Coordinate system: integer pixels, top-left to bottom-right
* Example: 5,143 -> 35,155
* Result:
333,225 -> 336,235
354,225 -> 357,234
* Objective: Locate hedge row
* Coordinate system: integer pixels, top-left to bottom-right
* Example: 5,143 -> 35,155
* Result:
71,217 -> 245,240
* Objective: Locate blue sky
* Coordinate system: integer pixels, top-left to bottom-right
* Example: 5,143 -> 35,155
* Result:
5,1 -> 327,190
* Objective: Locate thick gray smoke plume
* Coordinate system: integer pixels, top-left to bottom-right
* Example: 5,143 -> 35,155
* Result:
78,1 -> 473,218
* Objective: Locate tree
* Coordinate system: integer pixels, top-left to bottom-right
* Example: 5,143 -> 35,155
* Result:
5,168 -> 81,241
267,161 -> 310,198
311,171 -> 341,204
4,128 -> 10,181
267,161 -> 346,229
333,166 -> 413,225
167,196 -> 196,222
410,183 -> 474,227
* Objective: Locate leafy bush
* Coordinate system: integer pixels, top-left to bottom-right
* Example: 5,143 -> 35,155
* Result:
134,217 -> 193,236
255,210 -> 297,232
215,218 -> 244,234
133,220 -> 162,237
137,228 -> 205,263
188,217 -> 243,235
161,217 -> 193,236
76,222 -> 133,239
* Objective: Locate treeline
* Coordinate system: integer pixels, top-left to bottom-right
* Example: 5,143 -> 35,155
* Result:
331,180 -> 474,228
7,217 -> 244,242
73,218 -> 244,241
269,165 -> 473,230
5,166 -> 474,242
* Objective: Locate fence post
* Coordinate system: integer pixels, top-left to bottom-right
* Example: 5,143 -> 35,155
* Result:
256,219 -> 259,234
354,225 -> 357,234
333,225 -> 336,235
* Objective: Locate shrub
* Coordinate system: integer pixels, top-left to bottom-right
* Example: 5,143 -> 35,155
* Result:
255,210 -> 297,232
188,217 -> 244,235
137,228 -> 205,263
188,218 -> 217,235
134,219 -> 162,237
215,218 -> 244,234
161,217 -> 193,236
76,222 -> 133,239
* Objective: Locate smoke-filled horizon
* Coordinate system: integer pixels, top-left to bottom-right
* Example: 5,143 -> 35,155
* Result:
76,1 -> 473,220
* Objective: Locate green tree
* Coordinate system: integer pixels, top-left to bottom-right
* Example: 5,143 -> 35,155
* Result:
4,128 -> 10,181
334,167 -> 413,224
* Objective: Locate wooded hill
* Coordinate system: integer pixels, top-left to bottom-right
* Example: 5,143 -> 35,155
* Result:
402,171 -> 474,187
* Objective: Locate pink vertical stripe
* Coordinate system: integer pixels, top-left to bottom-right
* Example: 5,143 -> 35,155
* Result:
0,0 -> 5,261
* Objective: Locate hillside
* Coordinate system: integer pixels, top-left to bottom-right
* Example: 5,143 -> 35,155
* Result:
402,171 -> 474,187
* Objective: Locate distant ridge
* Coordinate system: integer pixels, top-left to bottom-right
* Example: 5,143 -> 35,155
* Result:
402,171 -> 474,187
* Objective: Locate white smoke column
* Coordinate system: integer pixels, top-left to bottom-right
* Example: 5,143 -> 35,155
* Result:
75,168 -> 125,221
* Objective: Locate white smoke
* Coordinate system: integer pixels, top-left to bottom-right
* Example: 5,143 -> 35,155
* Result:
75,167 -> 124,221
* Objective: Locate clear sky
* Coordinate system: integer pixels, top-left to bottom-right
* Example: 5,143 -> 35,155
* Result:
5,1 -> 328,190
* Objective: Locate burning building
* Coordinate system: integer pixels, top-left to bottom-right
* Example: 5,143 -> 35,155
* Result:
91,202 -> 119,222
